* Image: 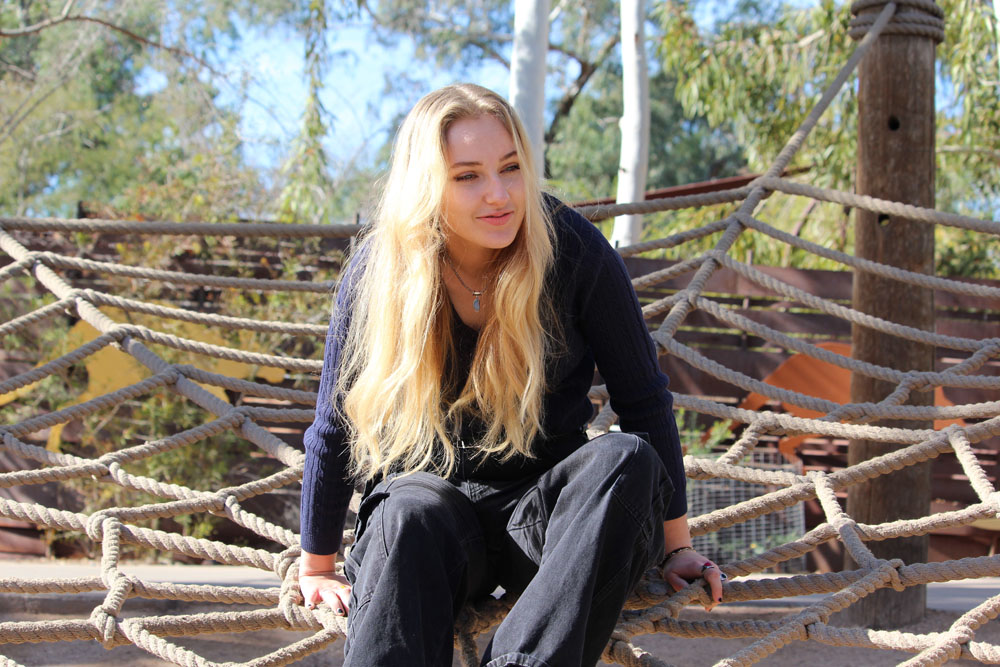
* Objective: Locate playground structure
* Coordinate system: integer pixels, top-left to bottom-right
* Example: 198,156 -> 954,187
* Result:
2,0 -> 1000,665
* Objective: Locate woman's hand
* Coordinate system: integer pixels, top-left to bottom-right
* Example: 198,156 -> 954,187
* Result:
299,551 -> 351,616
660,546 -> 725,611
300,569 -> 352,616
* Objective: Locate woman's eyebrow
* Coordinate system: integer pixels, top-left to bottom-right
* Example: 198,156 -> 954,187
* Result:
450,150 -> 518,169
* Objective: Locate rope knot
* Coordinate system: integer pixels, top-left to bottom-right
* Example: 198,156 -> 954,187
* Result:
752,412 -> 786,436
278,555 -> 305,625
89,606 -> 119,647
109,323 -> 140,344
827,402 -> 871,423
64,287 -> 87,303
96,455 -> 124,474
161,366 -> 181,385
23,250 -> 44,267
884,558 -> 907,592
86,510 -> 117,542
898,373 -> 933,394
275,546 -> 301,581
230,405 -> 253,425
849,0 -> 945,43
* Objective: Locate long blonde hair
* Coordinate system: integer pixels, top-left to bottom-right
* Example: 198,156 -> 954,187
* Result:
337,84 -> 555,482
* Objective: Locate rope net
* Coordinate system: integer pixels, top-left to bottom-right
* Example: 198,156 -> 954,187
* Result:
2,2 -> 1000,665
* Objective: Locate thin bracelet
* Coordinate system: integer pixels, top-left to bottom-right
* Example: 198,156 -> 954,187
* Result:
299,569 -> 338,577
660,545 -> 695,567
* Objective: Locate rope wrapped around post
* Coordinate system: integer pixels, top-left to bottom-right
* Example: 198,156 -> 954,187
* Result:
849,0 -> 946,43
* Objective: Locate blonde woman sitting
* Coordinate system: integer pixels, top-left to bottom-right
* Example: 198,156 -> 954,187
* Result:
298,83 -> 724,667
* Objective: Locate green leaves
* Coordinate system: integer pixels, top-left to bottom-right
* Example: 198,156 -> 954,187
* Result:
277,1 -> 338,225
656,0 -> 1000,276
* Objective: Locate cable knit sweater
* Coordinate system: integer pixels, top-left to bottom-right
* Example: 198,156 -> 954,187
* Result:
299,197 -> 686,556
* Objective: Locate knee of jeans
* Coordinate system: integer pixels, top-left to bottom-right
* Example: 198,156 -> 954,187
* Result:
593,432 -> 661,475
609,435 -> 671,534
378,473 -> 471,547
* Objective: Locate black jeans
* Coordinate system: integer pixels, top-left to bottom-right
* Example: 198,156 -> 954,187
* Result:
342,432 -> 671,667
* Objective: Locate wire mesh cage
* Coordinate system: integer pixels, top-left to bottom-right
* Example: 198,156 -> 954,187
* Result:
688,449 -> 806,572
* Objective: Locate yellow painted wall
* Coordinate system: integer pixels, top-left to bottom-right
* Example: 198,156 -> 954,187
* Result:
0,305 -> 287,450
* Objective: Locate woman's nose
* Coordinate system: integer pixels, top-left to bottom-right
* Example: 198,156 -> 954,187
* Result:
484,173 -> 509,204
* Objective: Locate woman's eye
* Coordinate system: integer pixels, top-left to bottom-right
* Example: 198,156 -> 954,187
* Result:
455,173 -> 477,182
502,163 -> 520,173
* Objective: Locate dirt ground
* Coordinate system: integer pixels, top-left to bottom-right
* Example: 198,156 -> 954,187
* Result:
2,603 -> 995,666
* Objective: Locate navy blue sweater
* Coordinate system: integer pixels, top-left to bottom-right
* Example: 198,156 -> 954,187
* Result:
300,198 -> 686,556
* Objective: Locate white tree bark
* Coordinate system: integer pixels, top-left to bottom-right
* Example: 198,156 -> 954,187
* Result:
611,0 -> 650,248
509,0 -> 550,175
994,0 -> 1000,82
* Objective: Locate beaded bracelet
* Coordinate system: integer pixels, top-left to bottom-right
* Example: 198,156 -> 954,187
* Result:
660,545 -> 694,567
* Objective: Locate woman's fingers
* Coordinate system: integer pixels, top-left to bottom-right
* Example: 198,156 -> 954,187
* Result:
335,585 -> 352,614
299,573 -> 352,616
665,571 -> 688,593
660,549 -> 726,610
318,585 -> 351,615
703,565 -> 725,605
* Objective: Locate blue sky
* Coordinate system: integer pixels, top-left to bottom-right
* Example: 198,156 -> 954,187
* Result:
218,23 -> 510,172
212,1 -> 797,174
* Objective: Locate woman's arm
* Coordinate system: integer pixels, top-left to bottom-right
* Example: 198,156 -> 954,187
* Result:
299,550 -> 352,615
661,515 -> 724,610
298,256 -> 365,616
558,205 -> 724,607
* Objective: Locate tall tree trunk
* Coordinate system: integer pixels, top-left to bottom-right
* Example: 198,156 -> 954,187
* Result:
994,0 -> 1000,81
510,0 -> 550,175
611,0 -> 650,248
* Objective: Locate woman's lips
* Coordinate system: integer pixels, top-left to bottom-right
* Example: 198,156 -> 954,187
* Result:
479,210 -> 514,226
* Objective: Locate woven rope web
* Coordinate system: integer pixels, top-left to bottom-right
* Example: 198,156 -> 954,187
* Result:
2,2 -> 1000,665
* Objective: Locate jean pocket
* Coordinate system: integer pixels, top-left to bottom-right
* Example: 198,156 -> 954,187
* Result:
506,485 -> 547,564
354,490 -> 388,542
646,477 -> 671,565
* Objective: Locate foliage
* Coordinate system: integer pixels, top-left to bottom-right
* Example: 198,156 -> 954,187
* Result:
77,392 -> 249,546
359,0 -> 624,158
0,275 -> 79,422
277,0 -> 340,224
547,66 -> 746,201
0,1 -> 350,560
362,0 -> 516,69
675,407 -> 733,455
658,0 -> 859,187
0,0 -> 353,221
656,0 -> 1000,277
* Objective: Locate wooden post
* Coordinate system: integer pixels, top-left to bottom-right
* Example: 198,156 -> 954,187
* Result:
845,5 -> 939,628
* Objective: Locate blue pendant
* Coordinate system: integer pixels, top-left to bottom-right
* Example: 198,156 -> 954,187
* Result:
473,296 -> 481,312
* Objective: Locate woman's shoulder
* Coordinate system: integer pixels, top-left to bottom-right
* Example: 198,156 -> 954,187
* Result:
542,193 -> 613,261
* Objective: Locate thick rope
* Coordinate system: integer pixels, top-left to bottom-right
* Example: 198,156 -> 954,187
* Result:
6,2 -> 1000,663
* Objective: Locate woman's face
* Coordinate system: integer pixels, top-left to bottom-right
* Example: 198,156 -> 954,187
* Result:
440,115 -> 526,264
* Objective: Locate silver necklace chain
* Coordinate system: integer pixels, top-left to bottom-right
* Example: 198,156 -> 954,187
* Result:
443,254 -> 485,312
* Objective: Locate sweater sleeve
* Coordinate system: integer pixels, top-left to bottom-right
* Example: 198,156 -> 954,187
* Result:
569,213 -> 688,520
299,260 -> 360,556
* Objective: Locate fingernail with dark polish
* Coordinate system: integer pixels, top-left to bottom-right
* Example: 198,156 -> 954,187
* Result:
717,597 -> 723,602
336,607 -> 344,615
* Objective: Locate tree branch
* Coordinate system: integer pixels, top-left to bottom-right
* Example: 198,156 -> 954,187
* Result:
938,145 -> 1000,162
544,31 -> 620,145
1,0 -> 76,36
0,55 -> 36,81
0,12 -> 218,75
359,0 -> 585,71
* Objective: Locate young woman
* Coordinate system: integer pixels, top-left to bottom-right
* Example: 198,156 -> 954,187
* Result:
298,83 -> 724,667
